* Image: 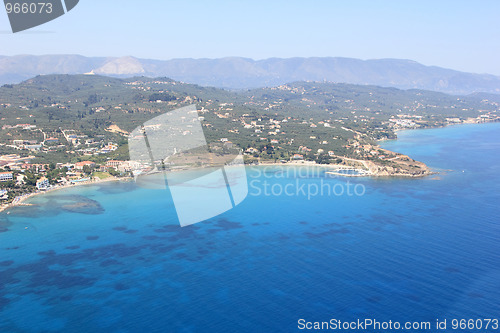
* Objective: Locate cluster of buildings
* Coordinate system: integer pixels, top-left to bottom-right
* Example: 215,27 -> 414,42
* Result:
76,142 -> 119,155
0,154 -> 34,171
5,123 -> 120,156
104,160 -> 142,173
12,139 -> 43,151
2,124 -> 37,131
389,117 -> 419,129
0,154 -> 145,202
71,160 -> 141,174
240,117 -> 286,136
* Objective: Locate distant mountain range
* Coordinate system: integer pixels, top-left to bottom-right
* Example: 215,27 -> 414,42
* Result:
1,55 -> 500,95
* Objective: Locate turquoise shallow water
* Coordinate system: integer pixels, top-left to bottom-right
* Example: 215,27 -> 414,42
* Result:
1,122 -> 499,332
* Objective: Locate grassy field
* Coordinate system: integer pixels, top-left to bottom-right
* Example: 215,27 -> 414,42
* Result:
92,171 -> 112,180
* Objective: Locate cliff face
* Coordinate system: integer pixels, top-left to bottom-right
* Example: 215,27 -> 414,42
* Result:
364,156 -> 433,177
339,150 -> 434,178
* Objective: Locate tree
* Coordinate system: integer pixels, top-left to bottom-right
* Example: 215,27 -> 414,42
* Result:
82,165 -> 93,175
316,154 -> 330,164
24,172 -> 39,186
0,180 -> 14,189
148,93 -> 176,102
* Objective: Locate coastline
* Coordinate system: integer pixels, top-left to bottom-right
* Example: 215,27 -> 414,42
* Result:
0,158 -> 428,215
391,118 -> 500,138
4,121 -> 497,214
0,161 -> 405,215
254,122 -> 500,178
0,176 -> 132,214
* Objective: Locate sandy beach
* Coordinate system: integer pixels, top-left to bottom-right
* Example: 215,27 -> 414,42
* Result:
0,176 -> 132,214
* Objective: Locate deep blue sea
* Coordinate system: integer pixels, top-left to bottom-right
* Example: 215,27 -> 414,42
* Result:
1,123 -> 499,332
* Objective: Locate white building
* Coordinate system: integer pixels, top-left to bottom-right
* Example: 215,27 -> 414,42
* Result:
106,160 -> 126,170
0,172 -> 13,182
117,161 -> 142,173
36,177 -> 50,190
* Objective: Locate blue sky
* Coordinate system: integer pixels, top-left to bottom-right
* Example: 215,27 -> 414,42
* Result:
1,0 -> 499,75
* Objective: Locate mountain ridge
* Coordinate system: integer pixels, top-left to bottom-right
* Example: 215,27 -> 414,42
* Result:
1,55 -> 500,95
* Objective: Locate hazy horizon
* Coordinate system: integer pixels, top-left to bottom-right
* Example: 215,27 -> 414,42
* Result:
1,0 -> 500,75
2,54 -> 499,78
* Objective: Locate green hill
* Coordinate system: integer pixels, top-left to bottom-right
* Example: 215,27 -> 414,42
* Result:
0,74 -> 498,166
